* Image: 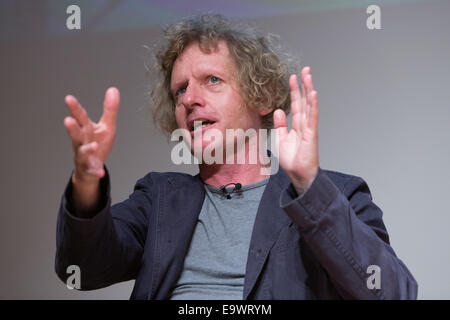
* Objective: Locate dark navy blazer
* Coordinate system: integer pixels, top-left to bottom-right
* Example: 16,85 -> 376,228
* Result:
55,167 -> 418,299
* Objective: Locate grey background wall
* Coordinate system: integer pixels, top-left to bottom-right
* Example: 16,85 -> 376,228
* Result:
1,0 -> 449,299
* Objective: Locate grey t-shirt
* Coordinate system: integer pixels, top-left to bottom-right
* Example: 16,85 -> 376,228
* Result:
169,178 -> 269,300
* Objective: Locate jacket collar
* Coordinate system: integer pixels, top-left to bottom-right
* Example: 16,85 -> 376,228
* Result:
243,168 -> 292,299
149,173 -> 205,299
152,168 -> 292,299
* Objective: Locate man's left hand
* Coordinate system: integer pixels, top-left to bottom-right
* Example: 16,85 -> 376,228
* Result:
273,66 -> 319,195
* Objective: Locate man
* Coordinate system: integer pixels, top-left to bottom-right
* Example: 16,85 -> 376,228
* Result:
56,14 -> 417,299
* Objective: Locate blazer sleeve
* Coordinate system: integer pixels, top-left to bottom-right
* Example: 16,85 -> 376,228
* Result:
55,168 -> 151,290
280,168 -> 418,300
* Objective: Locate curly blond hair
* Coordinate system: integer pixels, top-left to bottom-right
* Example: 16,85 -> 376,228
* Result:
149,14 -> 294,137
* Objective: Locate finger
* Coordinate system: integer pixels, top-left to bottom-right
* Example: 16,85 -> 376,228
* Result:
86,156 -> 105,177
289,75 -> 301,114
304,73 -> 317,123
301,67 -> 309,94
65,95 -> 90,127
289,74 -> 303,132
100,87 -> 120,127
77,141 -> 98,157
301,67 -> 318,127
301,66 -> 310,82
76,142 -> 105,177
300,68 -> 309,124
301,82 -> 307,115
301,67 -> 315,97
307,90 -> 319,132
304,74 -> 315,98
64,116 -> 83,148
302,69 -> 315,102
273,109 -> 288,137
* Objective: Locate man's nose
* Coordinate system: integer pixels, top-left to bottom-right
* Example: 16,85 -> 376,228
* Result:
181,83 -> 204,110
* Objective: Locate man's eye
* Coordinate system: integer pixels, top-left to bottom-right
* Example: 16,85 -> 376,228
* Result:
176,87 -> 186,95
209,76 -> 220,84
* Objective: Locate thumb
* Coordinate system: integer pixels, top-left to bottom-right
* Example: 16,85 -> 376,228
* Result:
273,109 -> 288,137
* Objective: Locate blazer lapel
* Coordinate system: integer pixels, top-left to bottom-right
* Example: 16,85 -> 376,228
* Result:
149,170 -> 294,299
243,169 -> 293,299
150,174 -> 205,299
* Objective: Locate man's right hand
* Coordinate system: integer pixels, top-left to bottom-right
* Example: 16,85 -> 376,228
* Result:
63,87 -> 120,213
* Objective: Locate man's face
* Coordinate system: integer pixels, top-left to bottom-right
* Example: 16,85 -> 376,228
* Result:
171,41 -> 265,155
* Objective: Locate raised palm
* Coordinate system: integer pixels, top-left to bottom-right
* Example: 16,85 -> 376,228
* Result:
274,67 -> 319,195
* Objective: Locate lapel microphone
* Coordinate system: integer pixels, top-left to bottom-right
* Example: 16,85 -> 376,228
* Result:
220,182 -> 242,199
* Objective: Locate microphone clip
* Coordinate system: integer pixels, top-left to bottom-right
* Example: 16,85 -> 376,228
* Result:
220,182 -> 242,199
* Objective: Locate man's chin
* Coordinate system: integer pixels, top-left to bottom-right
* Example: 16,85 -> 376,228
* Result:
190,140 -> 226,165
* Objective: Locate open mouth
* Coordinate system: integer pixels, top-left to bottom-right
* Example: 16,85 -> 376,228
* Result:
190,119 -> 216,132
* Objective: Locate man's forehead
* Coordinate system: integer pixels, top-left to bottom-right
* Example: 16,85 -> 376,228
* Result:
171,41 -> 236,86
173,42 -> 233,72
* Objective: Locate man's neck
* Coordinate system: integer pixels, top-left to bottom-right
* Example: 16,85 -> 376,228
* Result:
199,138 -> 271,187
199,162 -> 269,188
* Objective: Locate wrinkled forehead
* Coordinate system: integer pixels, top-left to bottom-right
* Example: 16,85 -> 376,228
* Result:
178,40 -> 230,63
171,40 -> 237,84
